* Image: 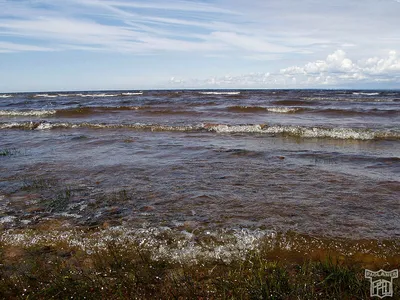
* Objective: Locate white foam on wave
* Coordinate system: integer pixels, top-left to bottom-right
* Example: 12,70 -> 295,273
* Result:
1,121 -> 398,140
36,122 -> 54,130
265,125 -> 377,140
228,106 -> 303,114
0,226 -> 275,263
77,93 -> 119,98
34,94 -> 58,98
0,94 -> 12,98
199,91 -> 241,95
0,109 -> 56,117
0,122 -> 15,129
207,124 -> 399,140
121,92 -> 143,96
0,122 -> 30,129
353,92 -> 380,96
0,121 -> 200,131
82,122 -> 201,132
209,124 -> 264,133
0,121 -> 77,130
266,107 -> 300,113
35,122 -> 79,130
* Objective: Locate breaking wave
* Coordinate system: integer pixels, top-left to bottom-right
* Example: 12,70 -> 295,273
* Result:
0,227 -> 274,263
121,92 -> 143,96
76,93 -> 119,98
1,121 -> 399,140
30,92 -> 143,98
227,106 -> 303,113
0,226 -> 396,264
33,94 -> 58,98
74,92 -> 143,97
0,94 -> 13,98
353,92 -> 380,96
199,91 -> 241,95
207,124 -> 400,140
0,121 -> 203,132
0,109 -> 56,117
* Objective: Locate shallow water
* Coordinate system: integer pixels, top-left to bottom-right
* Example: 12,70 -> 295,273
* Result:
0,90 -> 399,240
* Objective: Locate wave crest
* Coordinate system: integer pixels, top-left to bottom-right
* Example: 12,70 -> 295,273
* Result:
121,92 -> 143,96
206,124 -> 400,140
0,110 -> 56,116
353,92 -> 380,96
227,106 -> 302,113
1,121 -> 398,140
199,91 -> 241,95
33,94 -> 58,98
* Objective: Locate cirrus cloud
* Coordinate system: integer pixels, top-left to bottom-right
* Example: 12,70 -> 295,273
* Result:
0,0 -> 399,91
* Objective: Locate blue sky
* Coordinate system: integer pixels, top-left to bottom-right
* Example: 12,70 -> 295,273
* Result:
0,0 -> 399,92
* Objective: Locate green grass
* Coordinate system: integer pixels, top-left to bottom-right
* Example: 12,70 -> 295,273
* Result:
0,234 -> 398,299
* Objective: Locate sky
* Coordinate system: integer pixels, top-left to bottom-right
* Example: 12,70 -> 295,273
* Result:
0,0 -> 399,92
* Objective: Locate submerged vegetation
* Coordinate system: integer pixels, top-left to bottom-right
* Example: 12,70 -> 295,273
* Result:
0,177 -> 399,298
0,226 -> 399,299
0,148 -> 20,157
21,178 -> 58,191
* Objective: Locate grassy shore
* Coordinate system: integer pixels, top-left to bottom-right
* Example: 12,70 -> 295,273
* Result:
1,226 -> 399,299
0,179 -> 399,298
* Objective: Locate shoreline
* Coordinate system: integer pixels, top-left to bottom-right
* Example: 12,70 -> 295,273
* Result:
1,225 -> 399,299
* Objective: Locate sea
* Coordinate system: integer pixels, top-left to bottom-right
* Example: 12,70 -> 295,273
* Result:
0,89 -> 399,252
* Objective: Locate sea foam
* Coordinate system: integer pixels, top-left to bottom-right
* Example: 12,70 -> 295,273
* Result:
228,106 -> 302,113
121,92 -> 143,96
199,91 -> 241,95
0,110 -> 56,117
0,121 -> 398,140
77,93 -> 119,98
353,92 -> 380,96
34,94 -> 58,98
206,124 -> 400,140
0,226 -> 275,263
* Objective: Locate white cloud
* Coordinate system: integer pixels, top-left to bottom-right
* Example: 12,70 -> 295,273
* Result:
362,51 -> 400,74
171,50 -> 400,88
280,50 -> 355,75
279,50 -> 400,85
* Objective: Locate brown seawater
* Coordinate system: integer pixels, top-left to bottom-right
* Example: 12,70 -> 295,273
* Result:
0,90 -> 399,259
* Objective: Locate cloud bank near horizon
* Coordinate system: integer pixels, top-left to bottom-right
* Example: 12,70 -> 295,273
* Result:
169,50 -> 400,88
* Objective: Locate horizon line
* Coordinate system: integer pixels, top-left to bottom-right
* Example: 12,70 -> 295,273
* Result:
2,87 -> 400,94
